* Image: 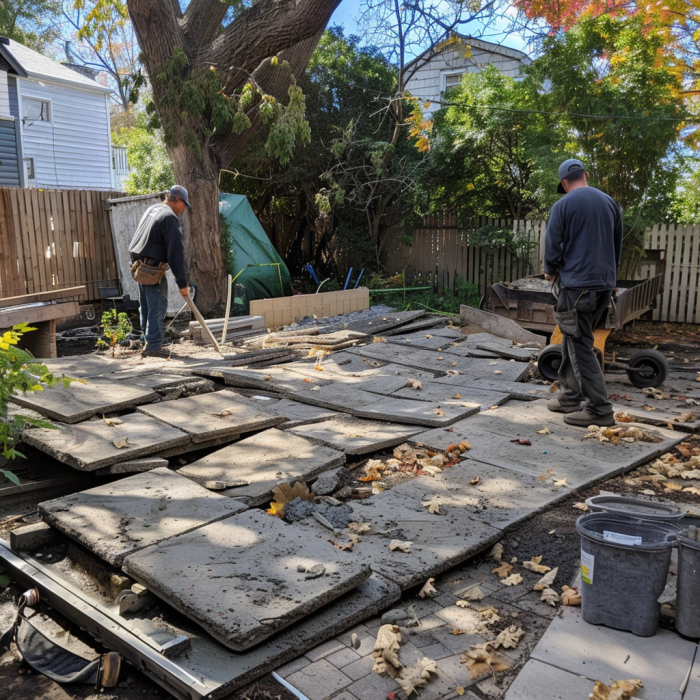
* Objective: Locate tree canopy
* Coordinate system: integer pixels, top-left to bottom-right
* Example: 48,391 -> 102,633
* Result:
0,0 -> 60,51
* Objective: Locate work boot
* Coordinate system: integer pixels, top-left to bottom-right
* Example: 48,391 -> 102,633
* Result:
547,399 -> 581,414
141,347 -> 170,359
564,410 -> 616,428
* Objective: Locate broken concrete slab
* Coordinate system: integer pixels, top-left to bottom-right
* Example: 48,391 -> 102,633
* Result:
39,468 -> 247,566
24,413 -> 191,471
177,428 -> 346,505
122,509 -> 373,652
430,375 -> 546,399
41,355 -> 125,378
613,404 -> 700,432
475,343 -> 537,361
288,416 -> 422,455
194,366 -> 332,394
459,305 -> 547,348
10,522 -> 57,552
343,310 -> 425,336
248,396 -> 340,428
113,373 -> 205,391
11,378 -> 159,424
94,457 -> 169,475
137,390 -> 284,442
382,317 -> 454,336
391,380 -> 510,408
387,334 -> 465,352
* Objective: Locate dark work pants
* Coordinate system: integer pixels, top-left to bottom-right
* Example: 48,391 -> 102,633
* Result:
139,277 -> 169,350
557,288 -> 614,418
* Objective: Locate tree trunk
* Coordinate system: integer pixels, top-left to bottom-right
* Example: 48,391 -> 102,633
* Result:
169,143 -> 226,312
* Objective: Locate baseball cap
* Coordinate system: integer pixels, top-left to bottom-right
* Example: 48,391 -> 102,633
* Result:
169,185 -> 192,209
557,159 -> 586,194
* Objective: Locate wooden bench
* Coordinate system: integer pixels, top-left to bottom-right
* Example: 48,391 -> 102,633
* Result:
0,287 -> 86,358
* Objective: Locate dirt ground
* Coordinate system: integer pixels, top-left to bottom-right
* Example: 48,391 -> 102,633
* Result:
3,318 -> 699,700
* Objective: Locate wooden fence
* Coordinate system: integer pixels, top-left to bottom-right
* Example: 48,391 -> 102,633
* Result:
0,187 -> 121,300
382,215 -> 546,298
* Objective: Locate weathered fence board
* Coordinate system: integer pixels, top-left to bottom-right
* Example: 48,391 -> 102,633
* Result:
0,187 -> 121,300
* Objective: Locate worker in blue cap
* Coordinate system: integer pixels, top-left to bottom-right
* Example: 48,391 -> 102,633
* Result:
128,185 -> 191,358
544,159 -> 622,427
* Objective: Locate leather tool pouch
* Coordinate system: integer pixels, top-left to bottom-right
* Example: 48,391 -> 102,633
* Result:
553,290 -> 584,338
131,260 -> 168,285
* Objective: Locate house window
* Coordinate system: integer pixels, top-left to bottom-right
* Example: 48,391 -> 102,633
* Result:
24,158 -> 35,181
22,98 -> 50,123
443,72 -> 463,91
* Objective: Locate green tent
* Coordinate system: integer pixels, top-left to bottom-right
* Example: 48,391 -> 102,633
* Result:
219,194 -> 292,308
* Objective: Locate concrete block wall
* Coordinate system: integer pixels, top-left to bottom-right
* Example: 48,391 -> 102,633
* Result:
250,288 -> 369,329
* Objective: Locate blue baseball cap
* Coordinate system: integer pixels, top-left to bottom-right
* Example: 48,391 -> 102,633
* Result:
169,185 -> 192,209
557,159 -> 586,193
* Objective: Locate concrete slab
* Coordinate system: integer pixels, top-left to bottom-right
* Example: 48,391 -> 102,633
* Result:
137,390 -> 284,442
287,416 -> 423,455
113,373 -> 205,391
430,376 -> 547,400
12,378 -> 159,424
387,334 -> 466,352
529,606 -> 694,700
680,645 -> 700,700
94,457 -> 169,475
41,355 -> 125,378
177,428 -> 346,505
39,467 -> 247,566
612,403 -> 700,432
476,343 -> 537,361
249,397 -> 340,428
195,366 -> 332,394
284,659 -> 352,700
504,659 -> 594,700
122,510 -> 373,652
24,413 -> 191,470
391,380 -> 510,408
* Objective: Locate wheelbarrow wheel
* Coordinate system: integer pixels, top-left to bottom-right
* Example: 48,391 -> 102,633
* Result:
626,349 -> 669,388
538,344 -> 562,382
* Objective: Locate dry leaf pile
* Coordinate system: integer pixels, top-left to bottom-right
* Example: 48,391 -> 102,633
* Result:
490,625 -> 525,649
584,426 -> 661,444
540,587 -> 560,606
501,573 -> 523,587
358,443 -> 459,485
589,679 -> 643,700
267,481 -> 313,517
561,585 -> 581,605
624,449 -> 700,495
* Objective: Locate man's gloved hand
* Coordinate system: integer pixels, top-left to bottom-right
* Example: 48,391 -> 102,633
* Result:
179,287 -> 189,297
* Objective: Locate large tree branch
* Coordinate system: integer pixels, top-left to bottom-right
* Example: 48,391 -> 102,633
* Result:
203,0 -> 340,84
127,0 -> 183,70
181,0 -> 228,47
215,30 -> 325,166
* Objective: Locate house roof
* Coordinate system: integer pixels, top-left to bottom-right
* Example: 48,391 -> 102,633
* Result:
405,34 -> 531,73
0,37 -> 112,93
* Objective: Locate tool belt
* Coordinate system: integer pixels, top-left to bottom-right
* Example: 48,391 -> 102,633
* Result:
130,259 -> 168,286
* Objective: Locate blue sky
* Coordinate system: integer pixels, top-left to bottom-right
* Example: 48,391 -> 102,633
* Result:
329,2 -> 531,58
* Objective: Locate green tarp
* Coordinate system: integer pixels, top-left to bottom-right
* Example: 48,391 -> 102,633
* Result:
219,193 -> 292,305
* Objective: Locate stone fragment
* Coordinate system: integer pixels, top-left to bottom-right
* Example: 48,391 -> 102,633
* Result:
313,467 -> 351,496
10,522 -> 56,552
95,457 -> 169,475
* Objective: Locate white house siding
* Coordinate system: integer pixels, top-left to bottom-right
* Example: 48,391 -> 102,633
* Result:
405,42 -> 529,112
18,78 -> 111,189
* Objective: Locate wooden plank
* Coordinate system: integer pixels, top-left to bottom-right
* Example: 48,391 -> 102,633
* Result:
0,287 -> 87,309
22,189 -> 40,295
37,189 -> 55,291
658,224 -> 672,322
30,189 -> 49,293
62,190 -> 78,289
82,192 -> 98,299
70,190 -> 88,295
0,300 -> 80,328
9,190 -> 26,296
685,225 -> 700,324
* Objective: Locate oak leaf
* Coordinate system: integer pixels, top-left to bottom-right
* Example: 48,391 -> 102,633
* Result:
589,679 -> 643,700
501,573 -> 523,586
540,587 -> 560,606
490,625 -> 524,649
460,583 -> 485,601
461,643 -> 510,681
389,539 -> 412,553
561,585 -> 581,606
533,567 -> 558,591
396,657 -> 438,695
553,477 -> 568,487
492,562 -> 513,578
423,496 -> 442,514
419,578 -> 438,599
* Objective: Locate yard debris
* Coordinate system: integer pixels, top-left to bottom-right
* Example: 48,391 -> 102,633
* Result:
540,587 -> 560,606
553,477 -> 568,488
533,567 -> 558,591
491,562 -> 513,578
423,496 -> 442,514
112,437 -> 132,449
373,336 -> 387,343
456,686 -> 465,695
684,487 -> 700,496
501,573 -> 523,586
573,502 -> 589,512
373,624 -> 402,674
585,426 -> 662,444
103,415 -> 123,426
389,540 -> 413,553
456,600 -> 471,608
419,578 -> 438,598
459,583 -> 485,601
267,481 -> 314,518
451,629 -> 466,635
348,522 -> 371,534
396,657 -> 438,695
510,439 -> 532,446
522,556 -> 551,574
454,394 -> 462,399
470,476 -> 481,486
461,643 -> 510,681
589,679 -> 643,700
434,408 -> 445,416
490,625 -> 524,649
489,542 -> 504,561
537,427 -> 551,435
406,379 -> 423,390
561,585 -> 582,606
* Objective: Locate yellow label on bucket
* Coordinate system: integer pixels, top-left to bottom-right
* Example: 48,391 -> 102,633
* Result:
581,550 -> 594,585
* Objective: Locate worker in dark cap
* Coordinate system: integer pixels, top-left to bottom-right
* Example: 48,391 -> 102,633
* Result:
128,185 -> 191,358
544,159 -> 622,427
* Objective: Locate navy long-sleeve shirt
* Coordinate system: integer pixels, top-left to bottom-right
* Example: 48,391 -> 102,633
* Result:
128,203 -> 187,289
544,187 -> 622,290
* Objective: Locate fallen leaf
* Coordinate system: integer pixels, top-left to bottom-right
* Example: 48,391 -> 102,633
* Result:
455,600 -> 471,608
396,656 -> 438,695
310,386 -> 320,391
537,428 -> 551,434
540,587 -> 560,606
407,379 -> 423,390
451,629 -> 466,635
460,584 -> 485,601
103,415 -> 123,426
522,556 -> 551,574
553,477 -> 568,488
533,567 -> 558,591
446,369 -> 460,375
561,585 -> 581,606
469,476 -> 481,486
373,336 -> 387,343
490,625 -> 525,649
113,437 -> 132,449
675,412 -> 697,423
302,378 -> 314,383
494,370 -> 502,375
573,502 -> 589,512
348,522 -> 371,534
423,496 -> 442,514
489,543 -> 504,561
268,481 -> 314,518
684,487 -> 700,496
451,361 -> 458,367
434,408 -> 445,416
502,573 -> 523,587
663,481 -> 683,491
373,624 -> 402,675
425,334 -> 433,339
589,679 -> 643,700
389,540 -> 412,553
510,439 -> 532,446
454,394 -> 463,399
456,686 -> 465,696
492,562 -> 514,578
219,409 -> 232,417
419,578 -> 438,599
461,643 -> 510,681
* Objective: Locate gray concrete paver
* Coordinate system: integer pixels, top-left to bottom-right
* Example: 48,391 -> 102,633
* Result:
275,656 -> 311,677
285,659 -> 352,700
326,646 -> 362,669
305,639 -> 347,662
503,659 -> 596,700
338,655 -> 375,682
346,670 -> 400,699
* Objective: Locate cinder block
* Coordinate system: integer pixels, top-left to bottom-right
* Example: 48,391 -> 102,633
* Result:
322,304 -> 331,318
10,522 -> 57,552
343,300 -> 351,313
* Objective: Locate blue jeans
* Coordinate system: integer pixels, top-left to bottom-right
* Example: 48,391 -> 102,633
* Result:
139,278 -> 168,350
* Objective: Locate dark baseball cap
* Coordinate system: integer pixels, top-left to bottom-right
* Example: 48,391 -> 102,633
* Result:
557,159 -> 586,194
169,185 -> 192,209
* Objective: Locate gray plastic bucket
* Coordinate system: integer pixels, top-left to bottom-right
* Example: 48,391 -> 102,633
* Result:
577,513 -> 682,636
676,534 -> 700,637
585,495 -> 684,521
